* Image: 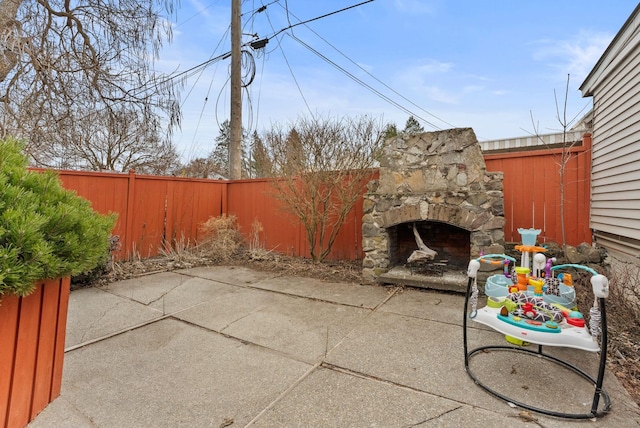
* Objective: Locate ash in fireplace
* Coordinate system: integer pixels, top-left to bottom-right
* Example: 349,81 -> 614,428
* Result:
406,259 -> 453,276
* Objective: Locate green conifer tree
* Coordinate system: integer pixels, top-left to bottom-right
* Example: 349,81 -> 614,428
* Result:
402,116 -> 424,135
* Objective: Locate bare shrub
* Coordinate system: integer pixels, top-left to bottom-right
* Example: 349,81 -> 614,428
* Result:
197,214 -> 244,262
571,260 -> 640,406
247,218 -> 274,261
608,261 -> 640,321
263,115 -> 383,262
606,262 -> 640,406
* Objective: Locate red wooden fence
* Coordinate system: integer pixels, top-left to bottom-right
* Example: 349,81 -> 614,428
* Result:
45,139 -> 592,262
52,170 -> 226,260
484,134 -> 592,245
227,177 -> 369,261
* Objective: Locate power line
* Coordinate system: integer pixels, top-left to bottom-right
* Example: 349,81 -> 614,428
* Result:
126,1 -> 376,112
275,3 -> 457,130
267,0 -> 375,40
287,33 -> 442,130
292,22 -> 456,128
261,7 -> 314,118
174,0 -> 223,29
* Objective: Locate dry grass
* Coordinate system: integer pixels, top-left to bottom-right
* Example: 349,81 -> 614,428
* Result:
240,253 -> 364,283
573,265 -> 640,407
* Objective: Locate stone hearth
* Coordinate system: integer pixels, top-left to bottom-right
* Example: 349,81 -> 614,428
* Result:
362,128 -> 505,290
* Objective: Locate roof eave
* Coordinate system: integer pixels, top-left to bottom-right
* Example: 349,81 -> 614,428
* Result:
579,3 -> 640,98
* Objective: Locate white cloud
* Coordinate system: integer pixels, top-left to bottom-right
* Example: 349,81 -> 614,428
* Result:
462,85 -> 484,94
413,59 -> 454,74
393,0 -> 436,15
397,59 -> 454,90
422,86 -> 459,105
188,0 -> 212,17
396,60 -> 487,105
533,30 -> 614,81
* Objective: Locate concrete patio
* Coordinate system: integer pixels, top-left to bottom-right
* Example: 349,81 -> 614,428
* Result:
29,265 -> 640,427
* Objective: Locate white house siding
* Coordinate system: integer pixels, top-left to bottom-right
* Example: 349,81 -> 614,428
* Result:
580,4 -> 640,258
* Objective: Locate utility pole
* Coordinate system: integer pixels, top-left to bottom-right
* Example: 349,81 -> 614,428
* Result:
229,0 -> 242,179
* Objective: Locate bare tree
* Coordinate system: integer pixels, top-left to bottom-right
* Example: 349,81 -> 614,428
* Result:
264,115 -> 383,262
178,157 -> 221,179
0,0 -> 180,167
529,74 -> 589,246
30,107 -> 181,174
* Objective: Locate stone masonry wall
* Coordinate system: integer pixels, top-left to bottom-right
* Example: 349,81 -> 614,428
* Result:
362,128 -> 505,280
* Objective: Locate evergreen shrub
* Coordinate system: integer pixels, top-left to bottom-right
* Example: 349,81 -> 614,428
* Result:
0,138 -> 117,297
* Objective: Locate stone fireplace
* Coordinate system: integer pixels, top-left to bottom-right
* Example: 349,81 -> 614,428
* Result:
362,128 -> 505,291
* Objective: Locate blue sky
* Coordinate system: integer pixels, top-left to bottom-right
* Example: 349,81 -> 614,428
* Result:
158,1 -> 638,160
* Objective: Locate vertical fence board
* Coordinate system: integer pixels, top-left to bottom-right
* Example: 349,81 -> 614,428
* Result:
29,281 -> 60,419
227,180 -> 301,256
227,176 -> 371,261
50,170 -> 227,261
196,182 -> 225,242
56,171 -> 129,255
0,295 -> 19,427
166,180 -> 225,246
6,286 -> 42,428
50,278 -> 70,401
129,177 -> 168,258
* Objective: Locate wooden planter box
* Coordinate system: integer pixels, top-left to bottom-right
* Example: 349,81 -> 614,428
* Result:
0,277 -> 71,428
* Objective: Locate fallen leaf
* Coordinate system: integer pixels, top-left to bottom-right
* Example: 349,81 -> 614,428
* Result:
219,417 -> 234,427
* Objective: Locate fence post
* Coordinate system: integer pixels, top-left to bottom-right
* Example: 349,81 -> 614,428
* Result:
582,133 -> 593,243
221,181 -> 228,215
124,169 -> 136,260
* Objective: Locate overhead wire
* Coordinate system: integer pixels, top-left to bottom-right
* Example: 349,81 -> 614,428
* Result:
284,0 -> 292,34
189,70 -> 223,158
265,0 -> 374,41
131,0 -> 399,156
177,6 -> 258,151
182,23 -> 231,159
241,52 -> 256,132
261,6 -> 315,119
230,0 -> 263,137
244,0 -> 270,135
249,0 -> 449,130
181,25 -> 231,109
124,1 -> 377,109
275,3 -> 457,130
288,33 -> 440,129
253,50 -> 267,134
173,0 -> 223,30
214,75 -> 231,130
242,0 -> 280,19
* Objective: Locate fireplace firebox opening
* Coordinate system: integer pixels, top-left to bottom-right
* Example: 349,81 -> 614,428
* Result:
389,221 -> 471,269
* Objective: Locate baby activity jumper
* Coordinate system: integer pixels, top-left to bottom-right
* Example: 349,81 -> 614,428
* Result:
462,229 -> 611,419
